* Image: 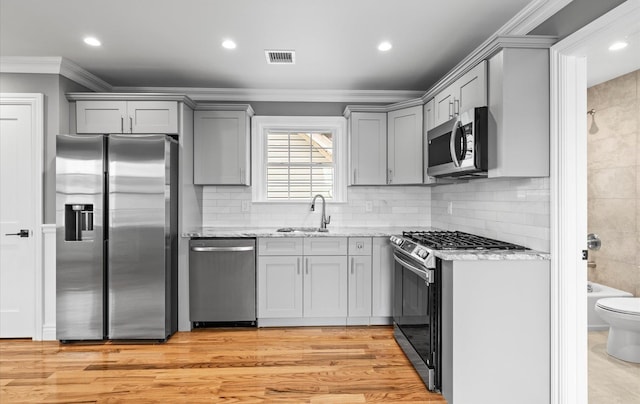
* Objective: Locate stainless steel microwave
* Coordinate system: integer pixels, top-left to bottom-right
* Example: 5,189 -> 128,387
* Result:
426,106 -> 488,178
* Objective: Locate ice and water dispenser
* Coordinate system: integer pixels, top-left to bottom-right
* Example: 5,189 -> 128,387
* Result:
64,204 -> 94,241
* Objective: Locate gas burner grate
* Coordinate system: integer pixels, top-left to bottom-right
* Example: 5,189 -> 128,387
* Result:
402,231 -> 527,250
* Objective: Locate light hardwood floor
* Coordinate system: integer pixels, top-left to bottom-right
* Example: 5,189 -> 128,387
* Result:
0,326 -> 446,403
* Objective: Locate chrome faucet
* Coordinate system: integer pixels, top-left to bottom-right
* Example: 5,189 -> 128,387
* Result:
311,194 -> 331,232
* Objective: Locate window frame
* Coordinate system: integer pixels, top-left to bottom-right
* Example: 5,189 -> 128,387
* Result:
252,116 -> 347,203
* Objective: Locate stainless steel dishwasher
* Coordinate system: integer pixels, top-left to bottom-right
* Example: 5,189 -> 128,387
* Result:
189,238 -> 256,327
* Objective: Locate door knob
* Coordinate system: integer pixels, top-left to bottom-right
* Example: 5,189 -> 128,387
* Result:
5,229 -> 30,237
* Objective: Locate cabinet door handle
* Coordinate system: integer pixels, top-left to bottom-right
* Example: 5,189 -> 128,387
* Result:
305,258 -> 309,275
190,246 -> 254,252
448,101 -> 453,119
120,116 -> 124,133
297,258 -> 301,275
353,169 -> 357,184
388,169 -> 393,184
351,257 -> 354,275
129,116 -> 133,133
453,99 -> 459,116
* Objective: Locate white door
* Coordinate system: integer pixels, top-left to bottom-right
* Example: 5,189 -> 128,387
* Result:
0,103 -> 36,338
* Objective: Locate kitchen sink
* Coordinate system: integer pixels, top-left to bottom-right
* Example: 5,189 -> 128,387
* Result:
276,227 -> 328,233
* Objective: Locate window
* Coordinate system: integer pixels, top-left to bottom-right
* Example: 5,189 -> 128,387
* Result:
252,116 -> 347,202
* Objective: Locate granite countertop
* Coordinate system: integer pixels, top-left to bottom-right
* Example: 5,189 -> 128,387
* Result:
432,249 -> 550,261
182,226 -> 430,238
183,226 -> 550,261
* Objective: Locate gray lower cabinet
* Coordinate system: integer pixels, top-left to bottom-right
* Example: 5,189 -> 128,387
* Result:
303,256 -> 348,317
257,238 -> 347,326
257,256 -> 303,318
257,236 -> 392,327
371,237 -> 393,322
347,237 -> 372,323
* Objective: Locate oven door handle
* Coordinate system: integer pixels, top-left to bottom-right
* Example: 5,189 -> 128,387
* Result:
393,252 -> 432,283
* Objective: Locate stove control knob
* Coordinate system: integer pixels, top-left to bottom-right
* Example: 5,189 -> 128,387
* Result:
390,236 -> 402,246
416,248 -> 429,259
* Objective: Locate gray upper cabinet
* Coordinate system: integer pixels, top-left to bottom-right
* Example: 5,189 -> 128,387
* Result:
349,112 -> 387,185
433,61 -> 487,127
487,48 -> 549,178
423,99 -> 437,185
76,100 -> 178,134
387,105 -> 423,184
193,105 -> 253,185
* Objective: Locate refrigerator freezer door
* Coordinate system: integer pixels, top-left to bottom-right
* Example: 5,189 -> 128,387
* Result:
56,135 -> 105,340
107,135 -> 176,340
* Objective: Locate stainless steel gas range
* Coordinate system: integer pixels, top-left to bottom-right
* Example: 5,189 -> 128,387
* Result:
389,230 -> 527,392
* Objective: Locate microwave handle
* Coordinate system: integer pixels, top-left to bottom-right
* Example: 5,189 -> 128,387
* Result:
449,116 -> 467,167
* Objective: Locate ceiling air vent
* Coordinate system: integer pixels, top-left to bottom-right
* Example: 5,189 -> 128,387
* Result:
265,50 -> 296,64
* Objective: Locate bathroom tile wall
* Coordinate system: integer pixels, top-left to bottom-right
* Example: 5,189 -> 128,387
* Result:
201,186 -> 431,228
430,177 -> 550,252
587,69 -> 640,297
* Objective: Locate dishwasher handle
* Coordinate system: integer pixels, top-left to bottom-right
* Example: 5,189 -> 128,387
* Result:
190,246 -> 254,252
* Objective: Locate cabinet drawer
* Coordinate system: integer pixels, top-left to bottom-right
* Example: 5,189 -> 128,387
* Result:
303,237 -> 347,255
258,238 -> 303,256
348,237 -> 372,256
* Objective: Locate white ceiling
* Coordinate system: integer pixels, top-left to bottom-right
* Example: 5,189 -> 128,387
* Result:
582,15 -> 640,87
0,0 -> 533,92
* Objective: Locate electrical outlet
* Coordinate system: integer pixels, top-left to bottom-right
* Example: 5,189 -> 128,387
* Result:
241,200 -> 250,212
365,201 -> 373,212
447,201 -> 453,215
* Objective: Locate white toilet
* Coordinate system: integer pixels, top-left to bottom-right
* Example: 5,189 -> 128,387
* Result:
595,297 -> 640,363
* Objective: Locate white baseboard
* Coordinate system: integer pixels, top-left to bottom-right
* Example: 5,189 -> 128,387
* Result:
42,324 -> 56,341
41,224 -> 56,341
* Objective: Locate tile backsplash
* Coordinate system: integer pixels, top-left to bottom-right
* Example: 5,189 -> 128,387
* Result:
431,177 -> 551,252
202,186 -> 431,228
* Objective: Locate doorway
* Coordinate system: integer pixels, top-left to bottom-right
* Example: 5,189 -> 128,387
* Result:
0,93 -> 44,339
551,2 -> 640,403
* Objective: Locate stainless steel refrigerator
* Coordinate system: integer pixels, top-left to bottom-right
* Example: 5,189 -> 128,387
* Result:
56,134 -> 178,341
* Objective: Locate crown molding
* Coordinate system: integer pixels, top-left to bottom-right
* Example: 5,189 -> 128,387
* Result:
343,97 -> 424,117
194,103 -> 254,116
498,0 -> 573,36
59,58 -> 112,92
420,35 -> 557,102
66,92 -> 197,109
416,0 -> 568,103
110,86 -> 424,104
0,56 -> 111,92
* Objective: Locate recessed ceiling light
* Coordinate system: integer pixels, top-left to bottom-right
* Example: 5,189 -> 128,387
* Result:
83,37 -> 101,47
608,41 -> 628,51
378,41 -> 392,52
222,39 -> 237,49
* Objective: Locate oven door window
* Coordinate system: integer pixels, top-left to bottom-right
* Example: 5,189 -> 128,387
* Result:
393,258 -> 435,366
